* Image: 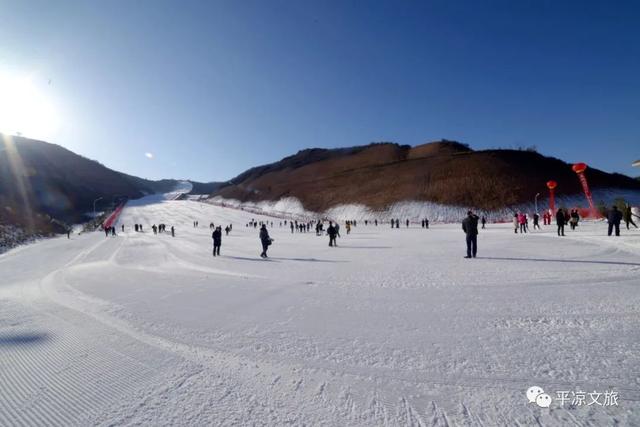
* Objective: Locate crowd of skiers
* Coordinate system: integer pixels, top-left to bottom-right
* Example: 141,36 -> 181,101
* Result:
99,202 -> 638,260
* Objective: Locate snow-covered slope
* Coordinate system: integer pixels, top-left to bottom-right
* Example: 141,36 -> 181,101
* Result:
1,194 -> 639,425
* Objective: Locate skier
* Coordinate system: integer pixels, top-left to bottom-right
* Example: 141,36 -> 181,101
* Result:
518,213 -> 527,233
111,226 -> 116,237
607,205 -> 623,236
425,219 -> 429,229
569,210 -> 579,230
135,224 -> 139,232
421,219 -> 425,228
481,216 -> 486,229
121,224 -> 125,232
327,222 -> 338,247
152,224 -> 157,235
533,213 -> 540,230
225,225 -> 230,236
212,226 -> 222,256
513,213 -> 519,234
374,219 -> 378,226
406,219 -> 410,228
556,208 -> 565,236
462,210 -> 479,259
67,229 -> 71,239
346,222 -> 351,234
104,226 -> 110,238
171,226 -> 175,237
259,224 -> 272,258
623,205 -> 638,229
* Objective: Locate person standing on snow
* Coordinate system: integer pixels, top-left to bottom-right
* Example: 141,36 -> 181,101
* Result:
462,210 -> 479,258
212,226 -> 222,256
532,213 -> 540,230
513,213 -> 519,234
518,213 -> 527,233
481,216 -> 487,229
556,208 -> 566,236
171,226 -> 175,237
607,205 -> 623,236
327,222 -> 338,247
259,224 -> 272,258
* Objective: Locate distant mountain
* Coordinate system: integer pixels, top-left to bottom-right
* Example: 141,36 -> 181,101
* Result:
212,140 -> 640,212
0,134 -> 222,233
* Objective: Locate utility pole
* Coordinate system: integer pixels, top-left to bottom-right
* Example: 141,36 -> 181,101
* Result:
93,197 -> 103,218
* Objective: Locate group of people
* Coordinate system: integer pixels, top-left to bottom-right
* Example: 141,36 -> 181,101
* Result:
151,223 -> 174,237
513,213 -> 531,233
103,226 -> 117,237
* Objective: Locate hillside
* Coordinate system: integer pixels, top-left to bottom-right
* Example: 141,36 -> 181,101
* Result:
0,134 -> 220,233
213,141 -> 640,212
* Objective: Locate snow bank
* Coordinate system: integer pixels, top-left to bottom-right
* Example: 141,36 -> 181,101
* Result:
0,224 -> 45,255
208,188 -> 640,222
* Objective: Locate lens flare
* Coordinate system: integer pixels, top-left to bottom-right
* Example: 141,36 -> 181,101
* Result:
0,72 -> 60,140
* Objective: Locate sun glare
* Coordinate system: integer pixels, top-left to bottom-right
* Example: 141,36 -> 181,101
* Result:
0,72 -> 60,140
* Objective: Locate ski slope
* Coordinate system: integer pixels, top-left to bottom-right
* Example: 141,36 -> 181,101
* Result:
1,194 -> 639,426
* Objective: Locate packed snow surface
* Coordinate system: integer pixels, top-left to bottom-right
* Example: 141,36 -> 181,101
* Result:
1,194 -> 639,425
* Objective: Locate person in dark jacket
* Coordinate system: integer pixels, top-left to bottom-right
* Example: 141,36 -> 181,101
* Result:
556,209 -> 565,236
607,206 -> 623,236
171,226 -> 175,237
532,213 -> 540,230
212,226 -> 222,256
462,211 -> 479,258
327,222 -> 338,247
623,205 -> 638,230
481,216 -> 486,229
259,224 -> 272,258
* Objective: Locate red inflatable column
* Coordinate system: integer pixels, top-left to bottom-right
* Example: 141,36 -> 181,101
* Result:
546,180 -> 557,215
572,163 -> 596,216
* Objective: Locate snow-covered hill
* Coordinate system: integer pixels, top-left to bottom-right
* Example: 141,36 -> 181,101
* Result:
208,188 -> 640,222
1,194 -> 639,425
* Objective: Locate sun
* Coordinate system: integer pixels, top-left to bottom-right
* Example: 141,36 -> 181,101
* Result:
0,72 -> 60,140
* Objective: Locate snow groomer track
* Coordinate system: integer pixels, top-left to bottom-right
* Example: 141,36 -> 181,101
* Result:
1,192 -> 639,425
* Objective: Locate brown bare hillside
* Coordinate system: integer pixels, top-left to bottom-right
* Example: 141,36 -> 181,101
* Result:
214,141 -> 640,211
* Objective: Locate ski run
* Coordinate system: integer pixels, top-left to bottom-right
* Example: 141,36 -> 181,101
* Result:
1,192 -> 639,426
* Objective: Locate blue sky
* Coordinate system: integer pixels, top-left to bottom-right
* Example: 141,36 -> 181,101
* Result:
1,0 -> 639,181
